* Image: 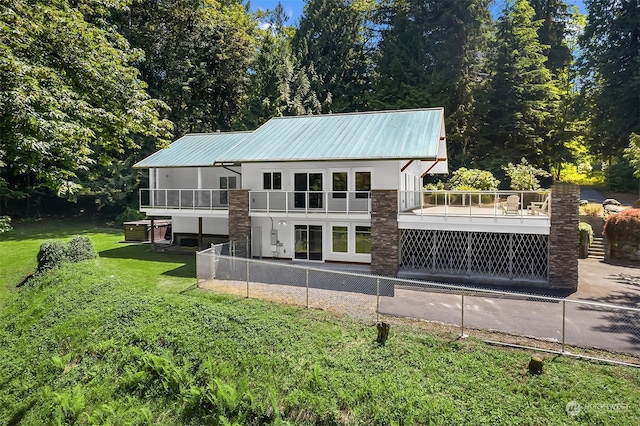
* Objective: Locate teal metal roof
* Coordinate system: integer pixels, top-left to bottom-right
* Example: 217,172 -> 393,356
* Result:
133,132 -> 251,168
217,108 -> 444,163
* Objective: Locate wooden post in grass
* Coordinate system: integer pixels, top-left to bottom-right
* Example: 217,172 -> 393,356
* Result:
376,322 -> 390,345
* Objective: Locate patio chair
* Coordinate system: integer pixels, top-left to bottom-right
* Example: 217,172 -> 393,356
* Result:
527,196 -> 549,215
501,195 -> 520,215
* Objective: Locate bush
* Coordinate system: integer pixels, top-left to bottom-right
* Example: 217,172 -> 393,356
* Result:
579,222 -> 594,258
115,207 -> 146,226
502,158 -> 551,190
37,236 -> 98,272
633,199 -> 640,209
66,235 -> 97,263
449,168 -> 500,190
603,209 -> 640,244
37,241 -> 69,272
605,158 -> 639,193
0,216 -> 11,234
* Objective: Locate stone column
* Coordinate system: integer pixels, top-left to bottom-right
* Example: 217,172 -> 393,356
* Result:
228,189 -> 251,257
371,190 -> 399,276
549,183 -> 579,291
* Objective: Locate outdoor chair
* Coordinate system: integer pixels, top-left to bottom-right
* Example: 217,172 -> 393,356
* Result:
527,196 -> 549,215
501,195 -> 520,215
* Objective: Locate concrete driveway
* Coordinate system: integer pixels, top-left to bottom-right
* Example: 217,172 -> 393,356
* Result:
378,258 -> 640,355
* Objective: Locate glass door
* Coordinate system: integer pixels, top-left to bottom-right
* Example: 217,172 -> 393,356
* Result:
294,173 -> 323,209
294,225 -> 323,261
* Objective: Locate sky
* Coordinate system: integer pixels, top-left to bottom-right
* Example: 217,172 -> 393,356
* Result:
248,0 -> 587,24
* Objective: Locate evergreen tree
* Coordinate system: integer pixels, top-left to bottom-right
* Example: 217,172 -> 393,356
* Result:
293,0 -> 373,113
238,3 -> 320,129
579,0 -> 640,159
474,0 -> 560,173
372,0 -> 492,168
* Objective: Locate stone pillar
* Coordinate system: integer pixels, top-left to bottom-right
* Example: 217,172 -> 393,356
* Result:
371,190 -> 399,276
549,183 -> 579,291
228,189 -> 251,257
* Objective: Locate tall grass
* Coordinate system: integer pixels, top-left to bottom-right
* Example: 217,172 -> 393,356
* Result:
1,221 -> 640,424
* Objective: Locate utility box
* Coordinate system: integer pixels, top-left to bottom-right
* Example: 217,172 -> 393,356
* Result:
123,220 -> 171,242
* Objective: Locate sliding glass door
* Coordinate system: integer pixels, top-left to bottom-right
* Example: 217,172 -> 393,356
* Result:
294,225 -> 323,261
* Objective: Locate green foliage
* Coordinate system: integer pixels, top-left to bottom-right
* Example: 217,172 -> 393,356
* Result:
0,0 -> 172,197
37,240 -> 69,272
37,235 -> 97,272
373,0 -> 492,168
624,133 -> 640,179
558,163 -> 605,186
579,222 -> 593,245
502,158 -> 551,190
293,0 -> 373,113
115,0 -> 257,135
65,235 -> 97,263
579,0 -> 640,158
2,221 -> 640,424
449,168 -> 500,190
605,158 -> 639,193
114,207 -> 146,226
475,0 -> 561,171
0,215 -> 11,234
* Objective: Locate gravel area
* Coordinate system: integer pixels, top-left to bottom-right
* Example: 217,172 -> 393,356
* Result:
198,279 -> 379,321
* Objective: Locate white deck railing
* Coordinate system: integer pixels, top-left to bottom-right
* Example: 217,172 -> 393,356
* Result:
249,191 -> 371,215
140,189 -> 230,210
399,190 -> 551,219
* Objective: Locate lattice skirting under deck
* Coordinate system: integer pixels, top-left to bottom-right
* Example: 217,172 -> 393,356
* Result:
399,229 -> 549,282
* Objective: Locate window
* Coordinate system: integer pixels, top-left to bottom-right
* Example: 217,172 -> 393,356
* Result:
294,172 -> 323,209
263,172 -> 281,190
219,176 -> 237,205
332,226 -> 348,253
332,172 -> 347,199
355,171 -> 371,199
355,226 -> 371,254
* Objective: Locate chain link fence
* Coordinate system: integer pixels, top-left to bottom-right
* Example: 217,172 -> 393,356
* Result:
197,245 -> 640,366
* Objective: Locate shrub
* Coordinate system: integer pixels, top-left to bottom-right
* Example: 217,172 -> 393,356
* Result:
605,158 -> 639,193
0,216 -> 11,234
603,209 -> 640,244
115,207 -> 146,226
579,222 -> 594,246
579,204 -> 604,218
502,158 -> 551,190
37,236 -> 98,272
66,235 -> 97,263
37,241 -> 69,272
449,168 -> 500,190
634,199 -> 640,209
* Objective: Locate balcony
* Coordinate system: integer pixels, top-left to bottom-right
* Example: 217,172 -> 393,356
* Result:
139,189 -> 229,215
249,191 -> 371,216
398,190 -> 551,234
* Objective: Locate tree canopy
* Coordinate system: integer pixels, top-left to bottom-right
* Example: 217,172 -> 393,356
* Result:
1,0 -> 638,216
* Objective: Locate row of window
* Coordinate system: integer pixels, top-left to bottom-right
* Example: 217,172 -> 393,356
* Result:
263,171 -> 371,195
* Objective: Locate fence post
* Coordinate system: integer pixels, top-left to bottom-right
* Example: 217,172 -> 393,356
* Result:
562,300 -> 566,352
461,290 -> 465,337
195,250 -> 200,288
376,277 -> 380,323
306,268 -> 309,309
246,259 -> 250,298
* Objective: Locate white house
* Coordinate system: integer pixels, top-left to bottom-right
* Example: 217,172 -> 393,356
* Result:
134,108 -> 577,290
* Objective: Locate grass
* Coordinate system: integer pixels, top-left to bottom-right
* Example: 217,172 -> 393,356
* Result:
2,220 -> 640,425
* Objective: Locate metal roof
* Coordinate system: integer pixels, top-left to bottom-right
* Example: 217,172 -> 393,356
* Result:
216,108 -> 445,163
133,132 -> 251,168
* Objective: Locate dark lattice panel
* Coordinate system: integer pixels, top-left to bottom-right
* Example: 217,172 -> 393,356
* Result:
400,229 -> 548,281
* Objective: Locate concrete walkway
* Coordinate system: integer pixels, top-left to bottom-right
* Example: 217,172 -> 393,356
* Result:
378,258 -> 640,355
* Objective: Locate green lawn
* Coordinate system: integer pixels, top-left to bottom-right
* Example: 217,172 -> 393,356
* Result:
1,220 -> 639,425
